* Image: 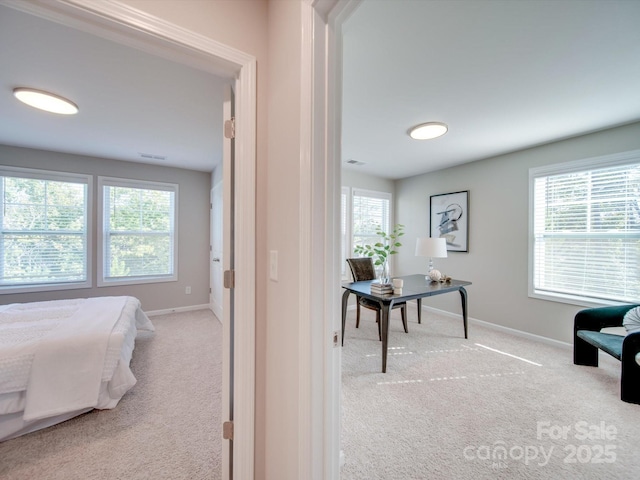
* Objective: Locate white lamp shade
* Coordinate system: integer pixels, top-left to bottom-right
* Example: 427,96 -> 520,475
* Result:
415,237 -> 448,258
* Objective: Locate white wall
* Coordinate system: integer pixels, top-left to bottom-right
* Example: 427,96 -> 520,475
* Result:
0,144 -> 211,312
395,121 -> 640,343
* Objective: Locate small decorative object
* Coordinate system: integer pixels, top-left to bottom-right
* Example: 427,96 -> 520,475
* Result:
392,278 -> 404,295
354,224 -> 405,281
428,269 -> 442,282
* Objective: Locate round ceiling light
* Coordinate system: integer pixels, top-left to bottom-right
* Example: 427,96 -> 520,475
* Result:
13,87 -> 78,115
409,122 -> 448,140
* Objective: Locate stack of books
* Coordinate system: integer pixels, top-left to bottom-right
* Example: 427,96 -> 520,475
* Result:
370,282 -> 393,295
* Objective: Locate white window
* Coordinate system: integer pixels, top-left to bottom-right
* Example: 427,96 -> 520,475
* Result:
99,177 -> 178,286
529,150 -> 640,306
341,188 -> 392,278
0,166 -> 91,293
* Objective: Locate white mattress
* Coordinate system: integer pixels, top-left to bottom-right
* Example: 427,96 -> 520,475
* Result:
0,296 -> 154,441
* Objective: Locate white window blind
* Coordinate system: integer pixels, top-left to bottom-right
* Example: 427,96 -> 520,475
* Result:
100,178 -> 177,285
352,189 -> 391,254
530,152 -> 640,304
0,167 -> 90,291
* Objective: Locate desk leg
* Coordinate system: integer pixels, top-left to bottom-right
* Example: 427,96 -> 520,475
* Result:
417,298 -> 422,324
341,290 -> 350,346
381,301 -> 392,373
459,287 -> 468,339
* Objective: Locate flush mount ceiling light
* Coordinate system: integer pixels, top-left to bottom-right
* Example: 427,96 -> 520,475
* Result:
13,87 -> 79,115
409,122 -> 448,140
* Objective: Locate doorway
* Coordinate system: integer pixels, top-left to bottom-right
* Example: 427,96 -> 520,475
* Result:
0,2 -> 256,479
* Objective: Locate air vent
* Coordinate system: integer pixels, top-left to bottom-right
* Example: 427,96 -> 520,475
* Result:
139,152 -> 167,161
345,159 -> 365,166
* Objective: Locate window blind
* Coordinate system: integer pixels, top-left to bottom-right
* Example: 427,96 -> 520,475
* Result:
532,160 -> 640,303
352,189 -> 391,252
102,180 -> 176,283
0,169 -> 88,288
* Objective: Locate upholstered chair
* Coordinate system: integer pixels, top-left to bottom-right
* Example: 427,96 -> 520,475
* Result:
346,257 -> 408,340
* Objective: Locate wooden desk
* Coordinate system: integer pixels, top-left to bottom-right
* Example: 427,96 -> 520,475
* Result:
341,274 -> 471,372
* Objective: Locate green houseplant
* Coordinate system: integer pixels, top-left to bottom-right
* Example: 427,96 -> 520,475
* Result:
353,224 -> 404,280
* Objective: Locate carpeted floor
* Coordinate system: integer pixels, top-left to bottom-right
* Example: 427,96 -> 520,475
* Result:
4,306 -> 639,479
0,309 -> 222,480
341,307 -> 640,479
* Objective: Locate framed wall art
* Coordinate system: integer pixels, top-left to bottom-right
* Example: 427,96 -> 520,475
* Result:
430,190 -> 469,252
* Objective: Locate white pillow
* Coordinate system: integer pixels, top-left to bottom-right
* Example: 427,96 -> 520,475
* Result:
623,307 -> 640,334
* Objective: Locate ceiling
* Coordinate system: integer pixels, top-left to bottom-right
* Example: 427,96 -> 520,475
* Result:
1,2 -> 640,179
0,4 -> 230,173
342,0 -> 640,179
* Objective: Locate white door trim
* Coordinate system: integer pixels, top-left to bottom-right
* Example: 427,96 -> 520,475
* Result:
1,2 -> 256,478
303,0 -> 361,478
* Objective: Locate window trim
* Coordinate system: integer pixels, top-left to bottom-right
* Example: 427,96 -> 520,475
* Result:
0,166 -> 92,294
528,149 -> 640,307
345,187 -> 393,279
97,176 -> 178,287
341,186 -> 351,279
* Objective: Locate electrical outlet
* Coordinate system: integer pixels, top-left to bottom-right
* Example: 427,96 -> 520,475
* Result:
185,286 -> 191,294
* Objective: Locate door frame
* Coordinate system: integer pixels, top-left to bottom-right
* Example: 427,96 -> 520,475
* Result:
303,0 -> 361,477
1,1 -> 256,478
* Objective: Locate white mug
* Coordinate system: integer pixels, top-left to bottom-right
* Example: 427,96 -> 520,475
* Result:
392,278 -> 404,288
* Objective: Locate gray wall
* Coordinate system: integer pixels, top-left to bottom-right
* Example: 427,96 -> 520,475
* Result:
395,121 -> 640,343
342,168 -> 395,195
0,145 -> 211,312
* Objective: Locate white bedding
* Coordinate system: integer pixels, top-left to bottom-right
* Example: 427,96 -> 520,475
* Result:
0,296 -> 154,441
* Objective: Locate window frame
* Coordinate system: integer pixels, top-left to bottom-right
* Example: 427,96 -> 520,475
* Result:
98,176 -> 178,287
528,149 -> 640,307
0,166 -> 92,294
342,187 -> 393,280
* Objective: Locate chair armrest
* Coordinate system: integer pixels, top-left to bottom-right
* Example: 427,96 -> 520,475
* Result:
622,331 -> 640,404
574,304 -> 639,332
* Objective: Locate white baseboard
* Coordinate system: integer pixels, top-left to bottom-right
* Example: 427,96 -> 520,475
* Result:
344,300 -> 572,349
145,304 -> 211,317
420,305 -> 573,349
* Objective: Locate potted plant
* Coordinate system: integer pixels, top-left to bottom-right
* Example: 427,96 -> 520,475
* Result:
353,224 -> 404,280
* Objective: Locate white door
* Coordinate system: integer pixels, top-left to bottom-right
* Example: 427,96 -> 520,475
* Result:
221,84 -> 235,480
210,181 -> 223,320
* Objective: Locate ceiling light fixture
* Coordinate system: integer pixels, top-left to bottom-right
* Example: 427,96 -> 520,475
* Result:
13,87 -> 78,115
409,122 -> 448,140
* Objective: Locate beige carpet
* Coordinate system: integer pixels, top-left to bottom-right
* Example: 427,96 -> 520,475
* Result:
341,307 -> 640,479
0,309 -> 222,480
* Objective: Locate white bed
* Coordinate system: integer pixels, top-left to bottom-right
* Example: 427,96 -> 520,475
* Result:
0,296 -> 154,441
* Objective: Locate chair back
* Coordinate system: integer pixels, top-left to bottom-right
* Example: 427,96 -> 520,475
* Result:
346,257 -> 376,282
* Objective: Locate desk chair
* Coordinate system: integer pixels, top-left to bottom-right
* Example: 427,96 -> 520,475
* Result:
346,257 -> 408,340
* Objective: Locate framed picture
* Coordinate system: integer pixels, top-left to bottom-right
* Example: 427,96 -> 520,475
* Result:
430,190 -> 469,252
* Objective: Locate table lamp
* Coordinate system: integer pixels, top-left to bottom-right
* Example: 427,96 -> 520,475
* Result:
415,237 -> 447,275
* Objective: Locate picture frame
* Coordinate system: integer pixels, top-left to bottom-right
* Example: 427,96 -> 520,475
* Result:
430,190 -> 469,252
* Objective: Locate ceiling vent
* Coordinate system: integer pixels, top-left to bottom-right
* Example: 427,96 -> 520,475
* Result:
139,152 -> 167,161
345,159 -> 365,166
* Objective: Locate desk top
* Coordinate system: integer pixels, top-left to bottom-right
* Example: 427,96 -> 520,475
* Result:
342,274 -> 471,303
